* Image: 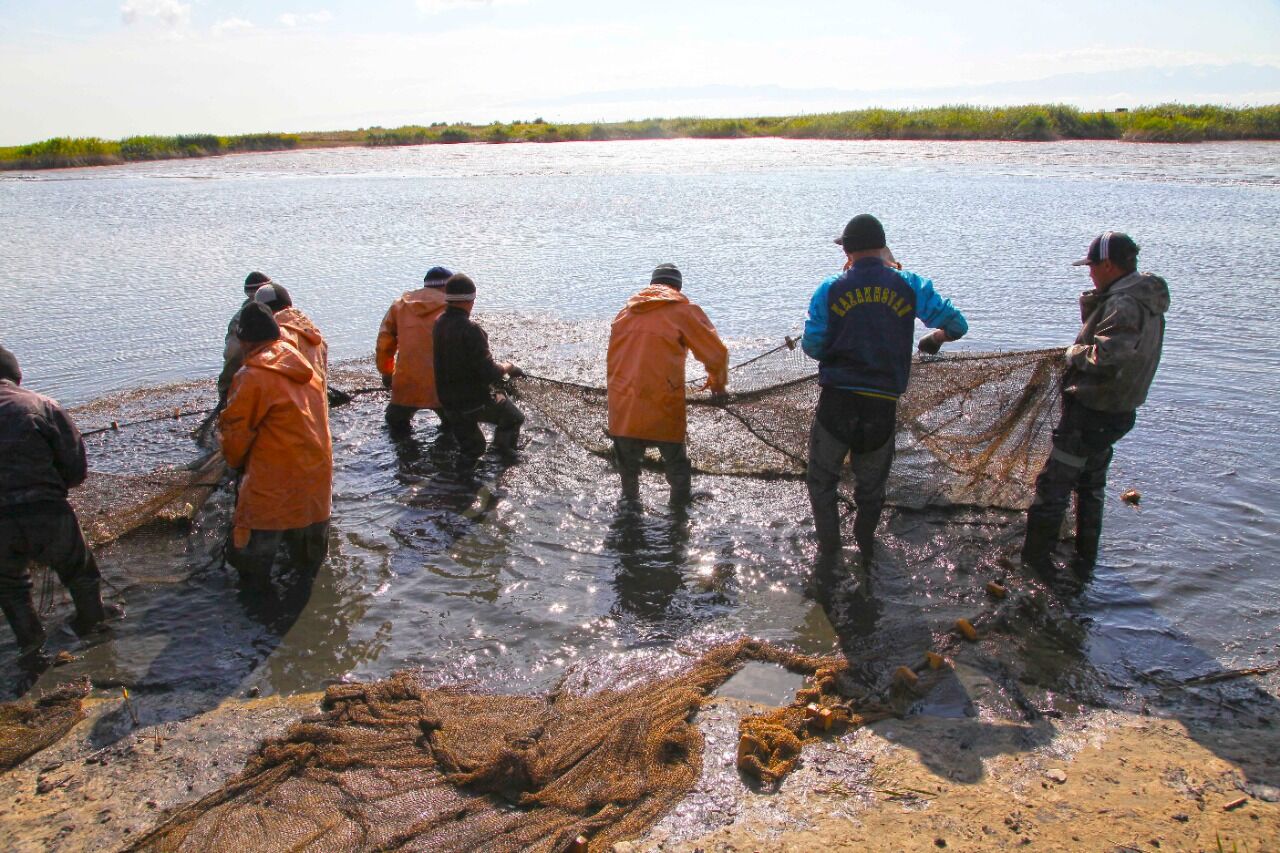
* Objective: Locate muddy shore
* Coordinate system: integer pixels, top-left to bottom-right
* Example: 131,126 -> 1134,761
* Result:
2,685 -> 1275,852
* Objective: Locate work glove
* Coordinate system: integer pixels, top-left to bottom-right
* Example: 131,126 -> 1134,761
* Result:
380,372 -> 393,389
917,330 -> 946,355
505,364 -> 525,379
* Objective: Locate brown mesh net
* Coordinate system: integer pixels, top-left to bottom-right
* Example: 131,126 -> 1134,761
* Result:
517,343 -> 1065,510
0,679 -> 89,771
126,640 -> 883,853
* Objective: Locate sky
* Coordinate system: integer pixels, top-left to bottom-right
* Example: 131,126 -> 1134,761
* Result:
1,0 -> 1279,145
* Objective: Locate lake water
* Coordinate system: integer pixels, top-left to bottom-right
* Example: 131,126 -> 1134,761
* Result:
1,139 -> 1277,738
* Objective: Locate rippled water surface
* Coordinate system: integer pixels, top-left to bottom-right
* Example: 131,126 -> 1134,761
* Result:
1,139 -> 1277,732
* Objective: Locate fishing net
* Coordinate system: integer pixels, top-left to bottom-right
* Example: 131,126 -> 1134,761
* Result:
126,639 -> 898,853
0,679 -> 89,771
517,342 -> 1066,510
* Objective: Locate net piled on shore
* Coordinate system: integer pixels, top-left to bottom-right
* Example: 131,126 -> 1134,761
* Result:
128,639 -> 861,853
517,343 -> 1065,510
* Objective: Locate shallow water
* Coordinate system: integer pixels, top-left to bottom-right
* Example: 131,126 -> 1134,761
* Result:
1,139 -> 1278,739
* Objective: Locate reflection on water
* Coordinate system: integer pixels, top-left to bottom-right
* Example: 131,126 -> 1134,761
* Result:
1,141 -> 1277,778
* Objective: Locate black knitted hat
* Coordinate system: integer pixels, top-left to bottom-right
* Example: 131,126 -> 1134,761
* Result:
650,263 -> 683,290
0,345 -> 20,384
236,302 -> 281,343
424,266 -> 453,286
244,271 -> 273,294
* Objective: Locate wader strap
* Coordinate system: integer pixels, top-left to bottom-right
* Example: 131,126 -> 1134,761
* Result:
1049,444 -> 1088,468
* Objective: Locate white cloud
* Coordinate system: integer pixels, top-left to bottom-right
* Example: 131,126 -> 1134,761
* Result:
120,0 -> 191,28
212,17 -> 254,37
278,11 -> 334,28
416,0 -> 526,13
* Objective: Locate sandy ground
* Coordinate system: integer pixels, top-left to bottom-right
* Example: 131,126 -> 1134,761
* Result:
2,687 -> 1276,852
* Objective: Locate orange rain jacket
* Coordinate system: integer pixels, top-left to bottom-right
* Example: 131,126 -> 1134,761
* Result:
276,306 -> 328,380
376,287 -> 448,409
220,340 -> 333,535
607,284 -> 729,444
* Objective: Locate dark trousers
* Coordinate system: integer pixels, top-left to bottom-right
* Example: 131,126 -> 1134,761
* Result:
0,505 -> 102,647
805,389 -> 897,556
227,520 -> 330,587
445,396 -> 524,459
612,437 -> 692,502
385,403 -> 451,433
1024,395 -> 1136,569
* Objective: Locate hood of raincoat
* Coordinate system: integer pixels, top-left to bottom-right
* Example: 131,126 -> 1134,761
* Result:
624,284 -> 688,313
404,287 -> 448,315
275,307 -> 323,347
243,340 -> 315,385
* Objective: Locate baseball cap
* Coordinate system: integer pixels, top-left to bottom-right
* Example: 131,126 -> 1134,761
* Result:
1073,232 -> 1139,266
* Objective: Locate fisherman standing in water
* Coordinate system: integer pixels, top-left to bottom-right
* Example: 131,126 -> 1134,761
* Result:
606,263 -> 728,505
377,266 -> 452,436
803,214 -> 968,565
433,274 -> 525,461
0,346 -> 119,676
219,303 -> 333,589
1021,232 -> 1168,583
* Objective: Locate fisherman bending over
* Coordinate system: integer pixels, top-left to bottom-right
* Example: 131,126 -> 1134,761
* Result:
1022,232 -> 1168,582
606,263 -> 728,505
376,266 -> 452,436
803,214 -> 968,564
219,303 -> 333,589
433,274 -> 525,460
217,271 -> 275,408
0,346 -> 118,670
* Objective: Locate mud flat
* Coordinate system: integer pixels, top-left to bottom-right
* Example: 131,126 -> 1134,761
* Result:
2,687 -> 1275,852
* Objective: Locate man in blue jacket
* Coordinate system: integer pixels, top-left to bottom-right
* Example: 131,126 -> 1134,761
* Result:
802,214 -> 968,565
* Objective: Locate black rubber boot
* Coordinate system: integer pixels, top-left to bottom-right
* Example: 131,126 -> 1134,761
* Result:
665,464 -> 692,507
1073,503 -> 1103,578
2,596 -> 47,655
619,471 -> 640,502
67,580 -> 112,636
1020,517 -> 1060,578
853,506 -> 880,566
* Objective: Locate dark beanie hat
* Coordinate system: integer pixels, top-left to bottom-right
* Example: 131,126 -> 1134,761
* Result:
651,263 -> 683,290
253,282 -> 293,312
0,345 -> 20,384
444,273 -> 477,303
424,266 -> 453,287
244,271 -> 272,294
837,214 -> 887,252
237,302 -> 281,343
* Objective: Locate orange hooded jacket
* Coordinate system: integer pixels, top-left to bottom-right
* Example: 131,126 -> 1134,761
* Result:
276,306 -> 328,380
376,287 -> 447,409
220,340 -> 333,535
607,284 -> 729,444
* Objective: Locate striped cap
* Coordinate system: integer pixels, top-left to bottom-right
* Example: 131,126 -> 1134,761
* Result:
1073,232 -> 1139,266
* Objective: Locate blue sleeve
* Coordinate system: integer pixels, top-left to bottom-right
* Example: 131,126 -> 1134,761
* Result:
900,270 -> 968,339
802,274 -> 840,360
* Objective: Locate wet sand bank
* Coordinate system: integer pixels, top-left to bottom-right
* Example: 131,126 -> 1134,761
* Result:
2,687 -> 1275,852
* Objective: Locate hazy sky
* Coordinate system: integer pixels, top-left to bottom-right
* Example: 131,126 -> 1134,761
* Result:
2,0 -> 1278,144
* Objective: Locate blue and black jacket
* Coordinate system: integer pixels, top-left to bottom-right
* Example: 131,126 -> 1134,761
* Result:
802,258 -> 967,399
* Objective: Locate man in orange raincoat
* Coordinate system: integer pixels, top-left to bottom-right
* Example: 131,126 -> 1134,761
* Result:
376,266 -> 452,435
606,264 -> 728,504
219,303 -> 333,588
254,283 -> 328,380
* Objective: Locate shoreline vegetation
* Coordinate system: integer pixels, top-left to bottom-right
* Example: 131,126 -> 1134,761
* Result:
2,103 -> 1278,171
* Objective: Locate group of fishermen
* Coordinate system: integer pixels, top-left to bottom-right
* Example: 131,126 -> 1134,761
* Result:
0,213 -> 1168,675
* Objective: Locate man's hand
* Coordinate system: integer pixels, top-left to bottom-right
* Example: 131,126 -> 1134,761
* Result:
502,362 -> 525,379
380,372 -> 393,389
917,329 -> 947,355
1065,344 -> 1089,362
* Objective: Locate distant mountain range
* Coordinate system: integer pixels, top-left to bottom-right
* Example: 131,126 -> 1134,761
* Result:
507,64 -> 1280,122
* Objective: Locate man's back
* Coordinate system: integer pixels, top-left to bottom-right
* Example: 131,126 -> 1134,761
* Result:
0,381 -> 86,508
434,307 -> 504,412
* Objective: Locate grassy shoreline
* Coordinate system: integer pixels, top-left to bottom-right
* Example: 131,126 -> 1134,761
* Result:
3,103 -> 1278,171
